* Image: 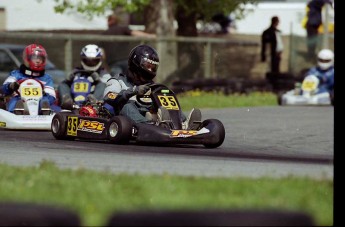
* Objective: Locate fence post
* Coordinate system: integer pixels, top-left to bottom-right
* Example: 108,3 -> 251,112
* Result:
64,37 -> 73,74
204,41 -> 212,79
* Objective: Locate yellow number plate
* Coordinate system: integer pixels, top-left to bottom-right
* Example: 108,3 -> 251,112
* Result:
73,82 -> 89,93
20,86 -> 42,97
158,95 -> 179,110
67,116 -> 78,136
301,80 -> 317,92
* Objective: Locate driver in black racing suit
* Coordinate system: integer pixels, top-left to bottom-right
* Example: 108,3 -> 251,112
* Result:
103,44 -> 201,129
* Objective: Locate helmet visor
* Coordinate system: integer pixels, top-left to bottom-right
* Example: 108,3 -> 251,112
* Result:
140,57 -> 159,74
27,50 -> 46,71
82,58 -> 101,67
318,58 -> 332,63
29,50 -> 46,64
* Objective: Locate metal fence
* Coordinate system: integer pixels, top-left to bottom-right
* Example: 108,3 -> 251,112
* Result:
0,31 -> 333,87
0,32 -> 259,84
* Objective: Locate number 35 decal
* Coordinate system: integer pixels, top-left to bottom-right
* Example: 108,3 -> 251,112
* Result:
158,95 -> 179,110
67,116 -> 78,136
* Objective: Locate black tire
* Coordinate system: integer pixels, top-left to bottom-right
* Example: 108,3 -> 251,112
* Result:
51,113 -> 68,140
0,202 -> 81,226
107,116 -> 133,144
277,92 -> 285,106
202,119 -> 225,148
106,210 -> 314,226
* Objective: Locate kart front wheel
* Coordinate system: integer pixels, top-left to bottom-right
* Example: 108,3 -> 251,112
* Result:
202,119 -> 225,149
107,116 -> 133,144
51,113 -> 68,140
277,92 -> 284,106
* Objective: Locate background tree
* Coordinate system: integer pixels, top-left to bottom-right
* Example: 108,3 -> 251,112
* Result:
52,0 -> 258,37
52,0 -> 258,84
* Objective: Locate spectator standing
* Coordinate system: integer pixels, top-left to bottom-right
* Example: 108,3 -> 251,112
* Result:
211,13 -> 233,34
104,14 -> 156,38
303,0 -> 333,60
261,16 -> 284,74
101,14 -> 156,74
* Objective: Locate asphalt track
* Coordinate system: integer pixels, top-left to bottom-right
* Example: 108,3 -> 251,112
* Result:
0,106 -> 333,179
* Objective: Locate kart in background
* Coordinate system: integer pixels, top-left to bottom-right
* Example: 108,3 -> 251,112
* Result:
278,75 -> 333,106
51,83 -> 225,148
55,70 -> 96,113
0,43 -> 66,88
0,78 -> 55,130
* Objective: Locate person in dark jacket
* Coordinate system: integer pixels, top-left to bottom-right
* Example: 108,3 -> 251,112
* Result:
103,44 -> 201,129
261,16 -> 284,74
305,0 -> 333,59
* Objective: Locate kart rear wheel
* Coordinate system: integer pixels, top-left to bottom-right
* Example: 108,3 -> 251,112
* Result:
51,113 -> 68,140
202,119 -> 225,148
107,116 -> 133,144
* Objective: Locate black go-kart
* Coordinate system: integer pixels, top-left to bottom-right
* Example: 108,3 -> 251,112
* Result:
51,83 -> 225,148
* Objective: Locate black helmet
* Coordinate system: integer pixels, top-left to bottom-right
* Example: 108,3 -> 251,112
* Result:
128,44 -> 159,82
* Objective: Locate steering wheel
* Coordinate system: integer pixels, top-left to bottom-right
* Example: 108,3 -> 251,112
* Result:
136,90 -> 153,106
135,83 -> 170,106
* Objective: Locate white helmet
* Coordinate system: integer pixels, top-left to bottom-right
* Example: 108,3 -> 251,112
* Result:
317,49 -> 334,70
80,44 -> 103,71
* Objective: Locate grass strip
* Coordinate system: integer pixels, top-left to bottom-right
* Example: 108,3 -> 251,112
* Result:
0,161 -> 332,226
177,91 -> 278,110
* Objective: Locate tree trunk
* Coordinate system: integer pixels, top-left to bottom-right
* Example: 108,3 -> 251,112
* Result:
175,5 -> 198,37
162,5 -> 202,86
145,0 -> 177,84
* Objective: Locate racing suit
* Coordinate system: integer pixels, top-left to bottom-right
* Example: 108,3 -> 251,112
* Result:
304,65 -> 334,94
103,72 -> 153,123
1,64 -> 56,112
58,66 -> 108,107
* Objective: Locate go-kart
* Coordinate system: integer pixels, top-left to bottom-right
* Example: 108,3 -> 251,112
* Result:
0,78 -> 55,130
51,83 -> 225,148
55,71 -> 96,113
278,75 -> 333,106
68,71 -> 95,107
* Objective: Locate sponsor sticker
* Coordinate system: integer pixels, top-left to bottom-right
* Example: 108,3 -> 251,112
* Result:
107,92 -> 117,99
170,130 -> 198,138
170,128 -> 210,138
78,119 -> 105,134
0,122 -> 6,128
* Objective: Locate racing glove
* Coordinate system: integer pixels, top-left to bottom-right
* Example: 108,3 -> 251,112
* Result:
133,84 -> 150,96
90,72 -> 100,82
9,82 -> 19,92
66,72 -> 75,82
320,76 -> 328,83
87,93 -> 97,103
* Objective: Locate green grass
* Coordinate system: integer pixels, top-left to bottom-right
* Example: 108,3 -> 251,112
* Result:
177,90 -> 278,110
0,161 -> 333,226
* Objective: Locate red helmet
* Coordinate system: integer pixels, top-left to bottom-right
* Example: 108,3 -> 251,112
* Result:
23,44 -> 47,72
